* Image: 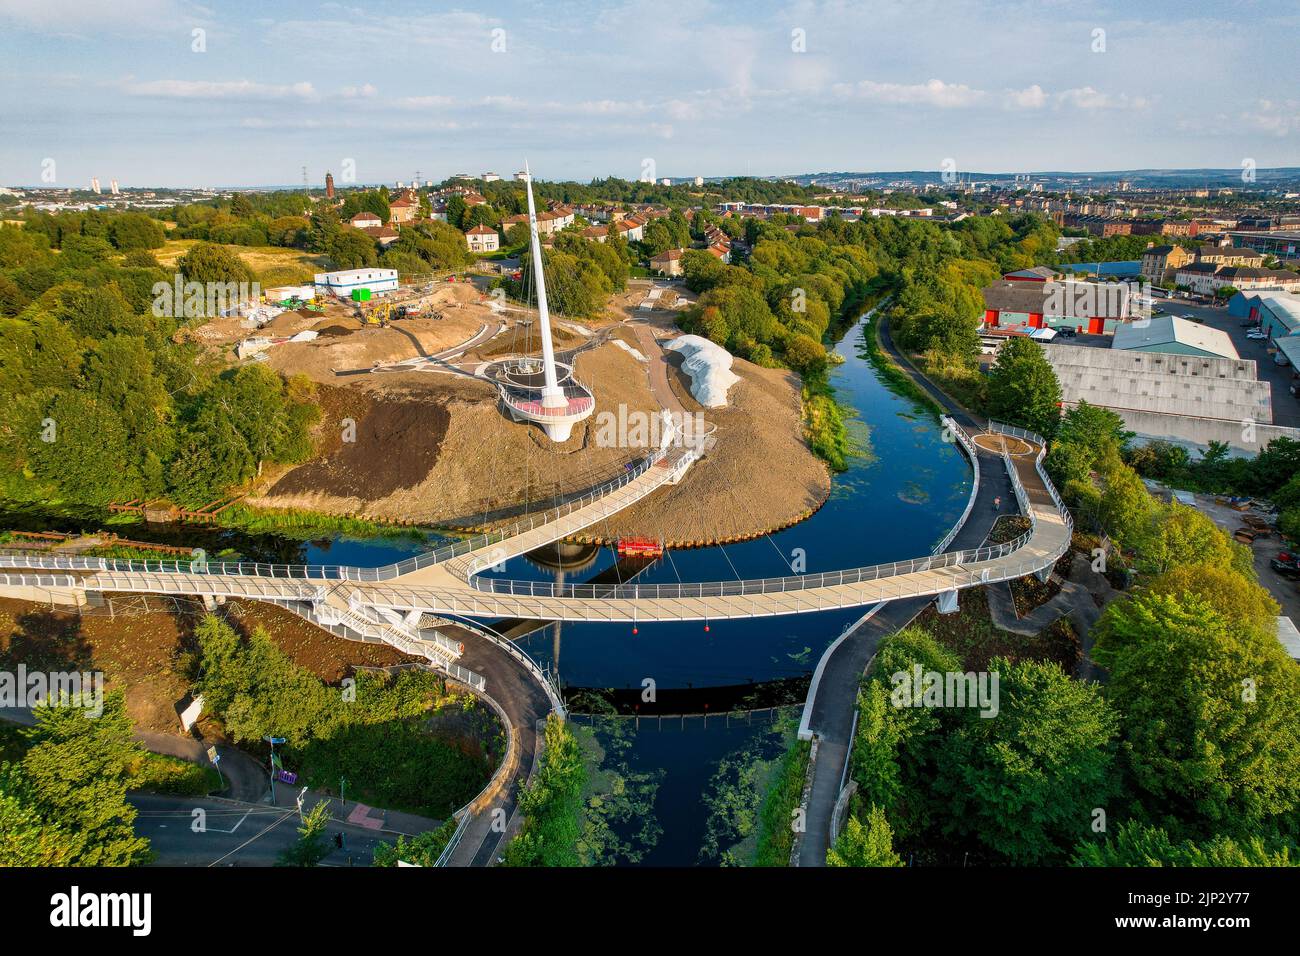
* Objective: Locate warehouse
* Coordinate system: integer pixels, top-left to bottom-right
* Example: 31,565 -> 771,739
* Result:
1112,316 -> 1239,360
981,277 -> 1132,334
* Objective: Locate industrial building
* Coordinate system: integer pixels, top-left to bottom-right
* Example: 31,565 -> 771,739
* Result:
1112,316 -> 1239,360
981,276 -> 1132,334
1039,344 -> 1294,456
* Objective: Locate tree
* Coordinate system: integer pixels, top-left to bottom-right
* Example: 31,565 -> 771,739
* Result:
329,229 -> 378,270
27,390 -> 142,503
827,805 -> 903,867
444,195 -> 467,230
277,801 -> 332,867
933,658 -> 1119,865
9,692 -> 150,866
107,212 -> 166,251
1055,399 -> 1131,460
1073,821 -> 1296,867
784,333 -> 828,375
984,337 -> 1061,437
1093,589 -> 1300,835
176,241 -> 255,286
0,773 -> 87,866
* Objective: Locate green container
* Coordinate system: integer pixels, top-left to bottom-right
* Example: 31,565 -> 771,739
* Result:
350,288 -> 372,303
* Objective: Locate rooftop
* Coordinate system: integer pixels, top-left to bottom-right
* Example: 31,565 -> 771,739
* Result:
1112,316 -> 1239,360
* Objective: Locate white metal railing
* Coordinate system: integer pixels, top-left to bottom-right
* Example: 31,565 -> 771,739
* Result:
931,416 -> 981,556
445,617 -> 565,716
0,446 -> 671,584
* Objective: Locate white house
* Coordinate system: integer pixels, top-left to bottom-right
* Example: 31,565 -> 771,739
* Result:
350,211 -> 382,229
465,224 -> 500,253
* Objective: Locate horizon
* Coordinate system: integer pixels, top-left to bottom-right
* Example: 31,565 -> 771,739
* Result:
2,0 -> 1298,188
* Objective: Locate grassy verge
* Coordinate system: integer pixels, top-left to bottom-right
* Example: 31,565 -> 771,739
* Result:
501,715 -> 586,867
802,373 -> 851,472
753,737 -> 812,866
859,312 -> 945,417
216,503 -> 433,540
1,721 -> 220,796
127,752 -> 223,796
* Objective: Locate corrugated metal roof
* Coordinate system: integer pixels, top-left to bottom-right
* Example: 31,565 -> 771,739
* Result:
1112,316 -> 1239,360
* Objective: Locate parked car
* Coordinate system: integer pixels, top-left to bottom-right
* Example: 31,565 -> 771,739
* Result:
1270,557 -> 1300,579
1247,329 -> 1268,340
1056,327 -> 1077,338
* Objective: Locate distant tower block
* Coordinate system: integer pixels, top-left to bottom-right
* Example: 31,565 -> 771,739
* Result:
110,179 -> 119,195
90,177 -> 101,194
325,172 -> 335,199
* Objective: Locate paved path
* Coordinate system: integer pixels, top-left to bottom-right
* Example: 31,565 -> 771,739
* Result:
796,311 -> 1040,866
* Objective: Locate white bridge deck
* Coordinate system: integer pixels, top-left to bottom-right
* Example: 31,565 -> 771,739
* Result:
0,421 -> 1070,626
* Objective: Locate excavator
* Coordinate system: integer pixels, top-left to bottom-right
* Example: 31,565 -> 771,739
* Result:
361,301 -> 395,328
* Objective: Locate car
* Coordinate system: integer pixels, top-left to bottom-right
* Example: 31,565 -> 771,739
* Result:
1056,327 -> 1077,338
1270,557 -> 1300,579
1246,329 -> 1268,340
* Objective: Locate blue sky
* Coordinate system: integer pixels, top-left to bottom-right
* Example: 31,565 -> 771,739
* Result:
1,0 -> 1296,187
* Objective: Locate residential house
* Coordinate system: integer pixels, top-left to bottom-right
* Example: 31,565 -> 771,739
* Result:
1140,244 -> 1194,285
388,197 -> 418,225
350,211 -> 382,230
650,248 -> 685,277
465,224 -> 500,253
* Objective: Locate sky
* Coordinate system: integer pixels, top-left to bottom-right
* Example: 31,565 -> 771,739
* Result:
1,0 -> 1297,188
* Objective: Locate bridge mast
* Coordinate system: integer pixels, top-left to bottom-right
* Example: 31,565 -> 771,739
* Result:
523,161 -> 564,408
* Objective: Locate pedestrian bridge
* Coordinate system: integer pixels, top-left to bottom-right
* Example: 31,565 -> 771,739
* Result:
0,420 -> 1070,660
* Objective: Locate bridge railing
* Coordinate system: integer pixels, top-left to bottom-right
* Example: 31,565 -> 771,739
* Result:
0,446 -> 672,584
931,417 -> 980,556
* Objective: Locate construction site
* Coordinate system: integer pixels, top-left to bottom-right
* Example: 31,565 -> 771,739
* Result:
180,273 -> 831,547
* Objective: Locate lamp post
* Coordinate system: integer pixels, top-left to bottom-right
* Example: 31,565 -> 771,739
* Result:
263,735 -> 286,804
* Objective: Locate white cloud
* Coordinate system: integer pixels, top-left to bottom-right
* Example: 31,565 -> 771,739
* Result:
1241,100 -> 1300,136
341,83 -> 378,99
121,79 -> 319,101
1004,85 -> 1047,110
1055,86 -> 1151,111
0,0 -> 203,34
833,78 -> 986,108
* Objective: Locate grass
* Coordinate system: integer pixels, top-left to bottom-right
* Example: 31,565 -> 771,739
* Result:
127,752 -> 223,796
753,737 -> 812,866
802,374 -> 851,472
216,502 -> 433,540
859,313 -> 946,418
153,239 -> 328,286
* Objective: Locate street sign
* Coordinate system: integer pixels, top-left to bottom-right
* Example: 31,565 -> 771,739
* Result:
275,770 -> 298,785
264,736 -> 286,745
206,746 -> 220,765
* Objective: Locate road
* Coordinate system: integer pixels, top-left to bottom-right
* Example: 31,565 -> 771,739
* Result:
131,793 -> 404,867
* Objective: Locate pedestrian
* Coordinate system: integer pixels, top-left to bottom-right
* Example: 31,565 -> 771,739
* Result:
993,495 -> 1001,512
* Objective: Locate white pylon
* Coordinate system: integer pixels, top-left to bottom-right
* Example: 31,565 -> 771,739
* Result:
523,161 -> 565,411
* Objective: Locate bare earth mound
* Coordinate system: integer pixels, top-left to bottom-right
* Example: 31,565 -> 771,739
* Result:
248,329 -> 831,544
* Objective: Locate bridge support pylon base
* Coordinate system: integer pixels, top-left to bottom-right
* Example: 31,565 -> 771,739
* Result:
935,589 -> 959,615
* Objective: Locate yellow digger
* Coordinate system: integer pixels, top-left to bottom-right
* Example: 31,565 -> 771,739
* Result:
361,301 -> 395,328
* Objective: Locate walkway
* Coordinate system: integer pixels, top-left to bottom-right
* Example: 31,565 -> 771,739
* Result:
794,311 -> 1069,866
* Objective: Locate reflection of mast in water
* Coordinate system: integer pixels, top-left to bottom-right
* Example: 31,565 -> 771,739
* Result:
552,564 -> 563,680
